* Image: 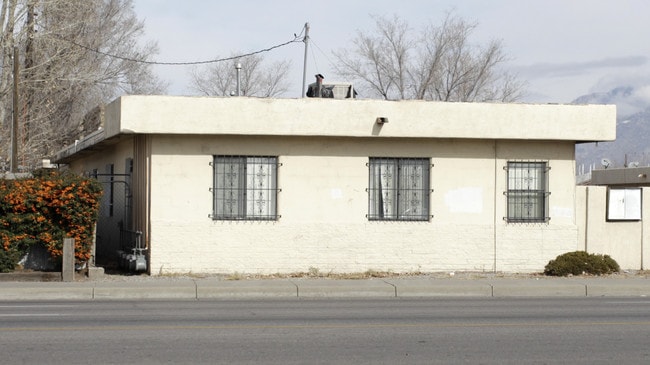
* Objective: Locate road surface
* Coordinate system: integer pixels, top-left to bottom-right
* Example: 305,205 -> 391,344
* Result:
1,297 -> 649,364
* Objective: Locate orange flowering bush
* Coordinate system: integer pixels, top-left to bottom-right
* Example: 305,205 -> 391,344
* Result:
0,170 -> 102,272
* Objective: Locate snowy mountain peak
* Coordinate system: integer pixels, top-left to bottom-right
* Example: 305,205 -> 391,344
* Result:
573,86 -> 634,105
575,85 -> 650,171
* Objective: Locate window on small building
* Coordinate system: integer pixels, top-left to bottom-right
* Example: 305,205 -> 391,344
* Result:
212,156 -> 278,220
368,157 -> 430,221
505,161 -> 550,223
607,188 -> 641,221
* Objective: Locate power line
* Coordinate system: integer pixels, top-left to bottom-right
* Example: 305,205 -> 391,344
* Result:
309,37 -> 320,73
310,38 -> 334,67
50,33 -> 304,66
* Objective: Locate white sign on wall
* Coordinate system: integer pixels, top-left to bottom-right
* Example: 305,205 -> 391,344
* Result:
607,188 -> 642,221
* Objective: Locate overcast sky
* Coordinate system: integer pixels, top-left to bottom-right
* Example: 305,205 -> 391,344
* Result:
133,0 -> 650,104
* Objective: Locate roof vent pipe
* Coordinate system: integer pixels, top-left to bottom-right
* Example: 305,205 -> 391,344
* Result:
315,73 -> 323,98
235,63 -> 242,96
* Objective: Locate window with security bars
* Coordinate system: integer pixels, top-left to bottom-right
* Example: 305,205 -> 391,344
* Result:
505,161 -> 550,223
368,158 -> 430,221
212,156 -> 278,220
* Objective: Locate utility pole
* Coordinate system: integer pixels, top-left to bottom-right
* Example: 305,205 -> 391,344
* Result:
11,46 -> 19,173
23,2 -> 36,140
301,23 -> 310,98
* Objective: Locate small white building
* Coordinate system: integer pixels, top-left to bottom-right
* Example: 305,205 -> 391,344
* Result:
576,167 -> 650,270
53,95 -> 615,275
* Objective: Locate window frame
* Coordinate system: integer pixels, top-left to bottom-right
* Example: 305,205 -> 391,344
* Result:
606,187 -> 642,221
367,157 -> 431,222
212,155 -> 279,221
504,161 -> 550,223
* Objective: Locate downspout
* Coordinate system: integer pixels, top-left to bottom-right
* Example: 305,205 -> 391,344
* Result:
641,188 -> 646,270
145,135 -> 152,275
641,212 -> 644,270
584,186 -> 589,252
133,134 -> 152,275
493,140 -> 498,273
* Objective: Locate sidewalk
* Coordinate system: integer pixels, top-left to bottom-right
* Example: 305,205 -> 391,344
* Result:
1,272 -> 650,300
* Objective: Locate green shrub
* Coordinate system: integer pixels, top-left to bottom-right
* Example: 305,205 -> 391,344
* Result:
0,246 -> 20,273
544,251 -> 620,276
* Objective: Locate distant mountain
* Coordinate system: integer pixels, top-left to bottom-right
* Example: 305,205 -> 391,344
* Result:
573,86 -> 634,104
574,86 -> 650,173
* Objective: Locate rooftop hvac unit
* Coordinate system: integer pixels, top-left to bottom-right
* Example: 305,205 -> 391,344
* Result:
306,74 -> 356,99
307,82 -> 356,99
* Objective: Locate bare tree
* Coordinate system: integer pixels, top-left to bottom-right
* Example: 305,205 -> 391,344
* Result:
190,53 -> 291,97
0,0 -> 166,170
0,0 -> 19,128
333,13 -> 525,102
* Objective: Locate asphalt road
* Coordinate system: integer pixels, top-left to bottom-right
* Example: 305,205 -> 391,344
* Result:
1,298 -> 650,364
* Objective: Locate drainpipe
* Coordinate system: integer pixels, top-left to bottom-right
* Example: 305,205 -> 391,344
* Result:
641,189 -> 644,270
584,187 -> 589,252
641,212 -> 645,270
493,140 -> 498,273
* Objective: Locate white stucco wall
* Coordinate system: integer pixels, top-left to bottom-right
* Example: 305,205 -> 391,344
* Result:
54,96 -> 617,275
576,186 -> 650,270
146,135 -> 578,275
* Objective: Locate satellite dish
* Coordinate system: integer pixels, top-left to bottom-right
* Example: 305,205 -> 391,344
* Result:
629,161 -> 640,168
601,158 -> 611,169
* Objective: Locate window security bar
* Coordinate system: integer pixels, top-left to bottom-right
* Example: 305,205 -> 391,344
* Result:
503,164 -> 551,171
367,157 -> 431,221
366,162 -> 434,168
504,161 -> 550,223
212,155 -> 279,221
210,161 -> 283,167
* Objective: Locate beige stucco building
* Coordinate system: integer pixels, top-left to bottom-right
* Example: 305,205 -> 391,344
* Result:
53,95 -> 616,275
576,167 -> 650,270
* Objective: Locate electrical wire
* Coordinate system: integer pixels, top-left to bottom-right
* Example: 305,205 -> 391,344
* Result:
309,40 -> 320,74
310,38 -> 334,66
49,31 -> 305,66
308,37 -> 338,80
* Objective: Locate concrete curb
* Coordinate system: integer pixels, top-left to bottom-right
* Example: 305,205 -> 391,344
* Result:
581,278 -> 650,297
384,278 -> 493,297
0,282 -> 94,300
1,277 -> 650,300
92,280 -> 197,300
291,278 -> 396,298
196,279 -> 297,299
489,278 -> 588,297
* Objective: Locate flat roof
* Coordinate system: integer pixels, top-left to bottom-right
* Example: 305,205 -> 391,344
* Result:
53,95 -> 616,163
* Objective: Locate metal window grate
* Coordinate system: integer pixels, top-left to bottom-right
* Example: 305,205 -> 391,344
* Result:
368,157 -> 430,221
504,161 -> 550,223
212,156 -> 279,220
